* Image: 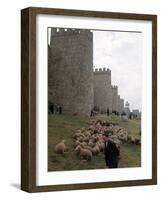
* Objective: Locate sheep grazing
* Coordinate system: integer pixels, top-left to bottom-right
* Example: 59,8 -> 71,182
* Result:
73,132 -> 83,139
75,145 -> 82,155
84,130 -> 91,137
55,140 -> 68,154
82,135 -> 90,143
83,145 -> 93,153
74,140 -> 82,148
117,132 -> 128,142
127,135 -> 141,145
76,146 -> 92,161
88,125 -> 95,132
128,136 -> 141,145
81,141 -> 88,147
97,141 -> 104,152
88,140 -> 95,148
76,135 -> 84,143
81,127 -> 86,132
91,144 -> 100,155
72,118 -> 140,162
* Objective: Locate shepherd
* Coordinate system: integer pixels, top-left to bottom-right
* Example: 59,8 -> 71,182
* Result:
103,130 -> 120,168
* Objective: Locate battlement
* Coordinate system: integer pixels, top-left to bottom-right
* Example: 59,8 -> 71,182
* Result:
125,101 -> 129,106
50,28 -> 93,41
112,85 -> 118,89
94,67 -> 111,75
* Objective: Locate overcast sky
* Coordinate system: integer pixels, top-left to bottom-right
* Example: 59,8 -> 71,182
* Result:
93,30 -> 142,111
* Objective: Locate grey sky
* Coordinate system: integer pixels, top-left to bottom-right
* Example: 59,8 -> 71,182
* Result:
93,30 -> 142,111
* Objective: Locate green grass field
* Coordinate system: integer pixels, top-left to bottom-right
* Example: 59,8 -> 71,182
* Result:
48,114 -> 141,171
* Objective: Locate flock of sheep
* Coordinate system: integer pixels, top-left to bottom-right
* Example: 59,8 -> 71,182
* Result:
55,119 -> 141,162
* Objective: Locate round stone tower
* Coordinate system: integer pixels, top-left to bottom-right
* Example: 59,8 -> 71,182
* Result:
94,67 -> 113,113
48,28 -> 94,116
112,85 -> 119,112
124,101 -> 131,116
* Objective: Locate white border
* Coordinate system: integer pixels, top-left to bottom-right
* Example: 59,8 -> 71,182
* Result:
36,14 -> 152,186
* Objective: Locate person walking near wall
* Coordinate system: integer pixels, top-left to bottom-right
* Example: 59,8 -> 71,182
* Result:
106,108 -> 109,116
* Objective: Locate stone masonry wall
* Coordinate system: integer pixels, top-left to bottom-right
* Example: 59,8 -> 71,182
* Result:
119,98 -> 124,114
48,28 -> 94,116
112,86 -> 119,112
94,68 -> 112,113
118,95 -> 124,114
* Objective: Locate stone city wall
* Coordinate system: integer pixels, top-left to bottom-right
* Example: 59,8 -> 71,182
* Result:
48,28 -> 94,115
94,68 -> 112,113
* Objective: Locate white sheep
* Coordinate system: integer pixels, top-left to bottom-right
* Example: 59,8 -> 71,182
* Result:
55,140 -> 68,154
88,140 -> 95,148
74,140 -> 81,147
75,145 -> 82,155
97,141 -> 104,152
83,145 -> 93,153
73,132 -> 83,139
76,146 -> 92,161
91,144 -> 100,155
82,135 -> 90,143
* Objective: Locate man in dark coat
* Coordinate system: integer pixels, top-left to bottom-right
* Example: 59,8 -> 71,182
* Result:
106,108 -> 109,116
49,103 -> 54,114
58,105 -> 62,114
90,109 -> 94,117
103,131 -> 120,168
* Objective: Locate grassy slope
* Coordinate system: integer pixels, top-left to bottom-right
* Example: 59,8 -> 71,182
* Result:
48,114 -> 141,171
